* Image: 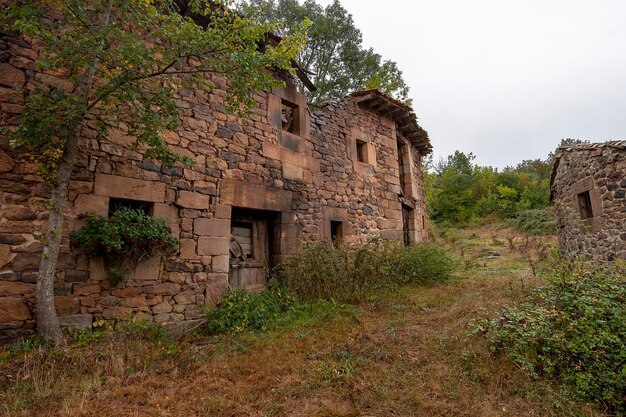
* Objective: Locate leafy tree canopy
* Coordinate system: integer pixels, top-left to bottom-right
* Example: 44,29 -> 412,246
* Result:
238,0 -> 411,105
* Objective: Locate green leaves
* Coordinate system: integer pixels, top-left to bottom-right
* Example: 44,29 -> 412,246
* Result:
204,285 -> 297,334
425,151 -> 553,225
239,0 -> 410,104
69,208 -> 178,284
273,240 -> 457,303
482,263 -> 626,414
1,0 -> 306,172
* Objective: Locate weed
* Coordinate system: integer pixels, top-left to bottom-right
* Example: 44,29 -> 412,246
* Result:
318,350 -> 358,385
203,285 -> 297,334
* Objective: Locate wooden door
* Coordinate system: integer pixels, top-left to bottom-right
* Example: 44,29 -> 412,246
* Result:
229,212 -> 270,292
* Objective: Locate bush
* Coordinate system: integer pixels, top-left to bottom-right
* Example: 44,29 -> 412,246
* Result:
204,285 -> 297,334
396,244 -> 459,285
273,240 -> 457,303
70,208 -> 178,283
513,209 -> 555,235
481,263 -> 626,414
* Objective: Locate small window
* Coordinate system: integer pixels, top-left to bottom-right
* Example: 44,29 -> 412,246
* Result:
231,221 -> 254,259
356,140 -> 367,163
108,198 -> 153,216
577,191 -> 593,219
281,99 -> 299,133
330,220 -> 343,245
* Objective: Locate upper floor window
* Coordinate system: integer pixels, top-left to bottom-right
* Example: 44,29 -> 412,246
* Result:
269,87 -> 310,148
281,99 -> 300,134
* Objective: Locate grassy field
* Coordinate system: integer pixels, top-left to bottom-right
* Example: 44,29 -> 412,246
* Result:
0,227 -> 608,417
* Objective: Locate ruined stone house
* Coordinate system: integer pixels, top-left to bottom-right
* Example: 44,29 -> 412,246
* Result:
0,28 -> 431,342
550,141 -> 626,262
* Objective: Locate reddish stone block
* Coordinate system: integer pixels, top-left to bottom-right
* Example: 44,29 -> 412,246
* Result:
219,180 -> 293,212
173,290 -> 196,305
0,150 -> 15,173
0,244 -> 12,269
94,173 -> 165,203
120,296 -> 149,308
74,284 -> 100,296
71,194 -> 109,217
0,281 -> 35,296
179,239 -> 197,259
197,237 -> 229,256
211,255 -> 229,273
176,190 -> 210,210
103,307 -> 133,320
0,297 -> 31,323
0,63 -> 25,88
9,252 -> 40,271
151,302 -> 173,314
194,218 -> 230,237
55,296 -> 80,315
133,257 -> 161,281
152,283 -> 181,296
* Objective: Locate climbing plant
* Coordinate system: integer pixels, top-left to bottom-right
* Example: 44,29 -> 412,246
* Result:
70,208 -> 178,284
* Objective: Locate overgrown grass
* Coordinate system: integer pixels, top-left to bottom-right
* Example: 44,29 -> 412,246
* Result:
273,239 -> 458,303
479,261 -> 626,415
0,321 -> 175,416
202,284 -> 363,335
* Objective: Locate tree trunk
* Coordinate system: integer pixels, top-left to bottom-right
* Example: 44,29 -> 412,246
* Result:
35,0 -> 113,347
35,128 -> 80,347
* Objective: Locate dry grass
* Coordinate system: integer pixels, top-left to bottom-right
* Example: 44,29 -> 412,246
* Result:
0,226 -> 608,417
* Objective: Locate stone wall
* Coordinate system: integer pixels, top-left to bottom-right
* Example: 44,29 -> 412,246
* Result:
550,142 -> 626,262
0,30 -> 430,342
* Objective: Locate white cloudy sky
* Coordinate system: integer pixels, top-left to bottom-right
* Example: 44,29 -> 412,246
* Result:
315,0 -> 626,168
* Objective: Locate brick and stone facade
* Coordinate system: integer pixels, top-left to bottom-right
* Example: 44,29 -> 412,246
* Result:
0,29 -> 431,342
550,141 -> 626,262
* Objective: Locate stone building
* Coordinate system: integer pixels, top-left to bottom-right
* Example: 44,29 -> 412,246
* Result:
550,141 -> 626,262
0,29 -> 431,342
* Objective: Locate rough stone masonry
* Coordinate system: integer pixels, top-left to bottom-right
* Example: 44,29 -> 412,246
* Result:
0,28 -> 432,343
550,141 -> 626,262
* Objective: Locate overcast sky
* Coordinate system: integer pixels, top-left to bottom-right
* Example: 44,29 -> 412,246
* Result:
315,0 -> 626,168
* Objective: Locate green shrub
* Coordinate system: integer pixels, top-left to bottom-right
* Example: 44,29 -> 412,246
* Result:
271,241 -> 350,302
396,244 -> 458,285
513,209 -> 555,235
273,240 -> 457,303
204,285 -> 297,334
481,263 -> 626,414
70,208 -> 178,283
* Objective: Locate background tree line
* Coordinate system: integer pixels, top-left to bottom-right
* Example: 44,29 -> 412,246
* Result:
424,139 -> 588,228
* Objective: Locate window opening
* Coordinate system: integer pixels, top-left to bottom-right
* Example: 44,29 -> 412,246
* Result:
356,140 -> 367,163
402,206 -> 411,246
330,220 -> 343,245
281,99 -> 299,133
397,142 -> 406,193
108,198 -> 153,216
231,221 -> 254,259
577,191 -> 593,219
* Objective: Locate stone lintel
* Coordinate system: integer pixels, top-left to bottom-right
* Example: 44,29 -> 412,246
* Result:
94,173 -> 165,203
219,180 -> 292,213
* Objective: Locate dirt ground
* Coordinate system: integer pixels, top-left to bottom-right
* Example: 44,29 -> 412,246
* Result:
0,227 -> 606,417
